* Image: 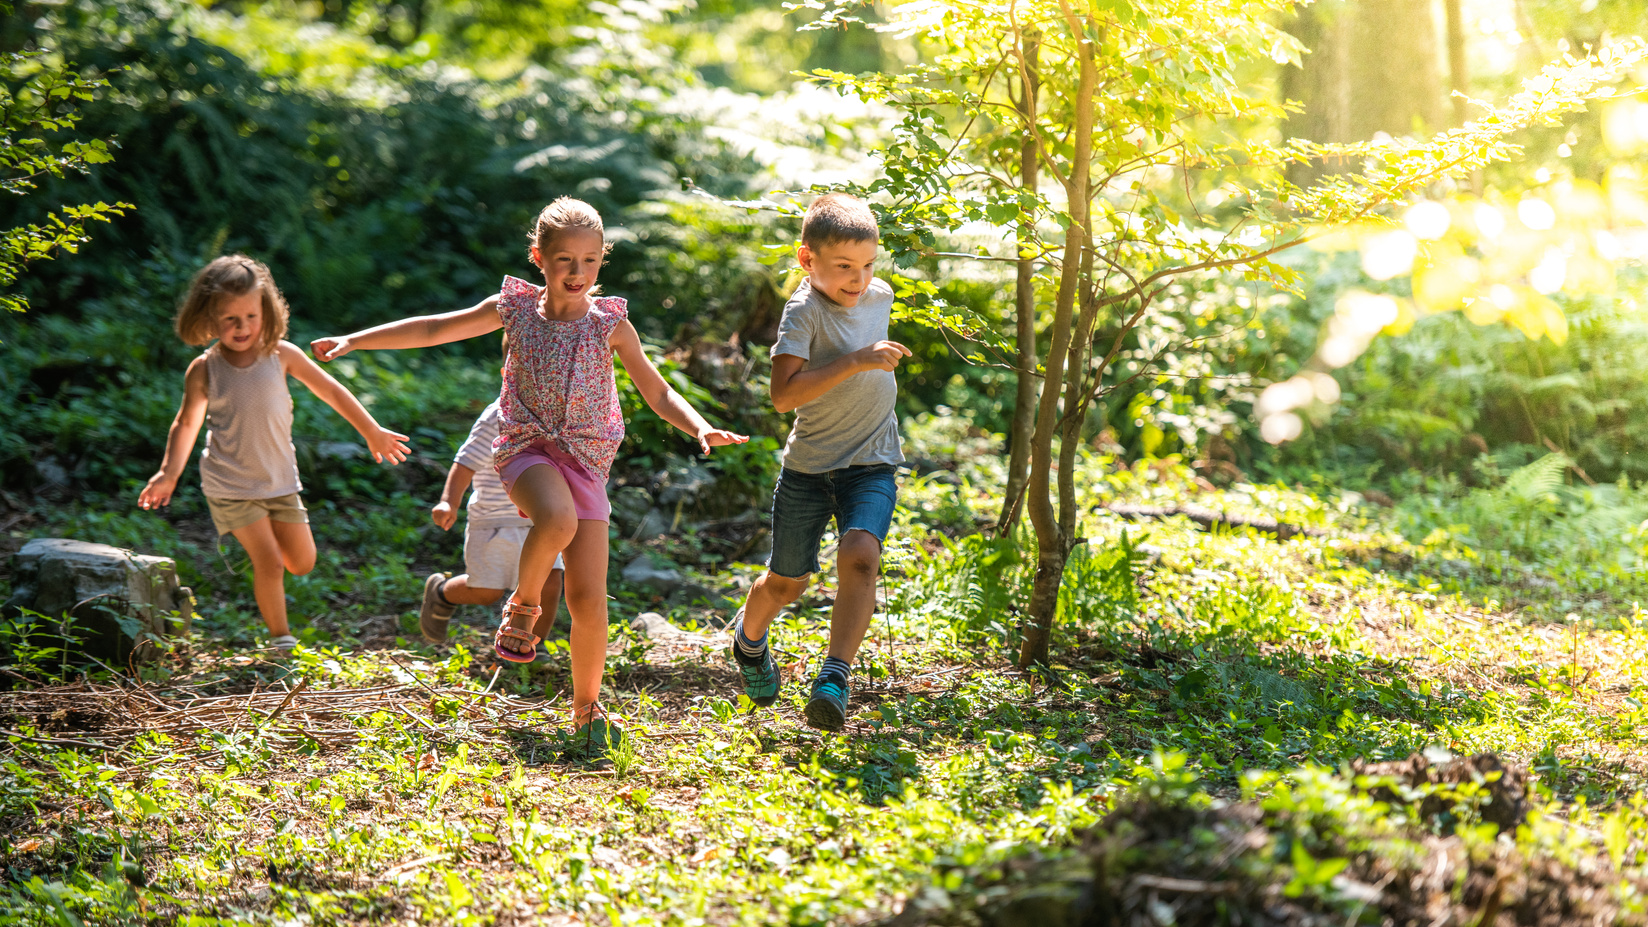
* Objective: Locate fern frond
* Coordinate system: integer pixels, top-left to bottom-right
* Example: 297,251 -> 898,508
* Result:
1499,453 -> 1569,503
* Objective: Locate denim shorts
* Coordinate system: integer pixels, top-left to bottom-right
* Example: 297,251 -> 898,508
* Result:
768,464 -> 898,578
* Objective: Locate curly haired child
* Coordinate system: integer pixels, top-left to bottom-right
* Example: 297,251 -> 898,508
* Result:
139,255 -> 410,654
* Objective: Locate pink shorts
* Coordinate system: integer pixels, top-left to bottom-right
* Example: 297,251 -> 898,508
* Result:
495,440 -> 611,523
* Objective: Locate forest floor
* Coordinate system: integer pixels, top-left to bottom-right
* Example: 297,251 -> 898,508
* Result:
4,452 -> 1648,925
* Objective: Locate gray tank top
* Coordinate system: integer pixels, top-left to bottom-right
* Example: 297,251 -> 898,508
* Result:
198,347 -> 302,500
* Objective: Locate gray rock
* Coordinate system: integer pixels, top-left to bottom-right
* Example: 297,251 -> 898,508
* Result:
629,610 -> 719,646
654,462 -> 715,506
667,582 -> 715,606
34,456 -> 70,487
631,507 -> 673,541
621,555 -> 684,592
4,538 -> 193,663
742,529 -> 773,562
610,486 -> 654,535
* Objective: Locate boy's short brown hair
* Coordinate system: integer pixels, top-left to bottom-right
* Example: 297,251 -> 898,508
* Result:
174,254 -> 290,353
801,193 -> 879,250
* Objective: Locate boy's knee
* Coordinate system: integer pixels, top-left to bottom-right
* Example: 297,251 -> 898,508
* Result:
760,571 -> 809,604
838,530 -> 882,577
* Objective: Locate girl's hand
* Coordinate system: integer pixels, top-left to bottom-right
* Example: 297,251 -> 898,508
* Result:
697,428 -> 749,455
138,473 -> 177,510
431,500 -> 457,530
310,336 -> 353,362
367,427 -> 412,465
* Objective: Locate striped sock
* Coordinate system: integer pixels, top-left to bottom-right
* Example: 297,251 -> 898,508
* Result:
819,655 -> 851,687
733,623 -> 768,666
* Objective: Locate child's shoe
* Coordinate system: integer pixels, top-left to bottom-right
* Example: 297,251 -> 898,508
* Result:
728,608 -> 782,707
804,673 -> 849,732
420,572 -> 455,643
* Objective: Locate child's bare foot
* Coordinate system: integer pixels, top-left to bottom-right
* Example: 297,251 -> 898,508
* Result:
493,599 -> 542,663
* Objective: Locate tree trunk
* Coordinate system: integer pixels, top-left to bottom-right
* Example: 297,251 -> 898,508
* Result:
1057,240 -> 1100,550
1284,0 -> 1445,185
1018,7 -> 1096,669
1443,0 -> 1467,126
999,33 -> 1041,533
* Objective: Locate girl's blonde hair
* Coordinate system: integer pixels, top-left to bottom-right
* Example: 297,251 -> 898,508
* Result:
174,255 -> 290,353
528,196 -> 611,258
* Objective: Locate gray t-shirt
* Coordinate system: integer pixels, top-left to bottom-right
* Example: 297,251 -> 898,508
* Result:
771,277 -> 904,474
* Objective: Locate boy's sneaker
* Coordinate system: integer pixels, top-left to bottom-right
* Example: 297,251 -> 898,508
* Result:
729,609 -> 782,707
419,573 -> 455,643
804,674 -> 849,732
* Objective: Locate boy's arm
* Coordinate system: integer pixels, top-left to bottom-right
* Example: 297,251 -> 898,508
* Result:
279,342 -> 411,464
139,357 -> 210,510
432,462 -> 475,531
310,297 -> 502,361
610,320 -> 749,453
770,341 -> 911,414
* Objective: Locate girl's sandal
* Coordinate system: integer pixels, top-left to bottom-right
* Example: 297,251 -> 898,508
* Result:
493,600 -> 544,663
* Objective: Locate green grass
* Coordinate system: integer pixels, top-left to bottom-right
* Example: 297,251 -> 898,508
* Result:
3,436 -> 1648,924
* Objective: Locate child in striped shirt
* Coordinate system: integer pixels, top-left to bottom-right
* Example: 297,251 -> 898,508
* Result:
421,398 -> 563,645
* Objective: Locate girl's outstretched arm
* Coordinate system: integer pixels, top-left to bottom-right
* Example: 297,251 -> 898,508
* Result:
279,342 -> 412,464
310,296 -> 502,361
611,319 -> 749,454
139,357 -> 209,510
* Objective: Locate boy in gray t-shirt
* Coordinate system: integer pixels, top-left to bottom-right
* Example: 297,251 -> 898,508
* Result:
728,193 -> 912,732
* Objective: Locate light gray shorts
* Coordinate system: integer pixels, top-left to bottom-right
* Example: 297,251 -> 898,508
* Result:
463,525 -> 562,590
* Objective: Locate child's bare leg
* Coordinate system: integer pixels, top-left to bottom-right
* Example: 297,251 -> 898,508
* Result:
561,522 -> 609,720
437,576 -> 506,606
826,529 -> 881,663
739,570 -> 809,640
229,518 -> 291,638
501,464 -> 577,654
270,520 -> 317,576
534,568 -> 565,639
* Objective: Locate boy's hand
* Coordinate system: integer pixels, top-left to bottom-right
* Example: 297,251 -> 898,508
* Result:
366,427 -> 412,465
138,472 -> 177,510
310,336 -> 354,362
855,340 -> 912,373
697,428 -> 750,455
431,500 -> 457,531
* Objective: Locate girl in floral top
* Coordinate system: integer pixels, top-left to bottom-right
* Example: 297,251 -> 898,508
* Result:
312,198 -> 746,751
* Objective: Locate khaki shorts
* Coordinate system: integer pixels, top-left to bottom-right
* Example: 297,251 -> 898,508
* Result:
206,493 -> 309,535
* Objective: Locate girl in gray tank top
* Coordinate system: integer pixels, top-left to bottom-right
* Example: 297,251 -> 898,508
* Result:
138,255 -> 412,655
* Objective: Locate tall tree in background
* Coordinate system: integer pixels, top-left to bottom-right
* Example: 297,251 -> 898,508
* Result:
1283,0 -> 1447,184
814,0 -> 1643,668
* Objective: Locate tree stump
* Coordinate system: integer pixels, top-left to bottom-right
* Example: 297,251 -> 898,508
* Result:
3,538 -> 193,664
